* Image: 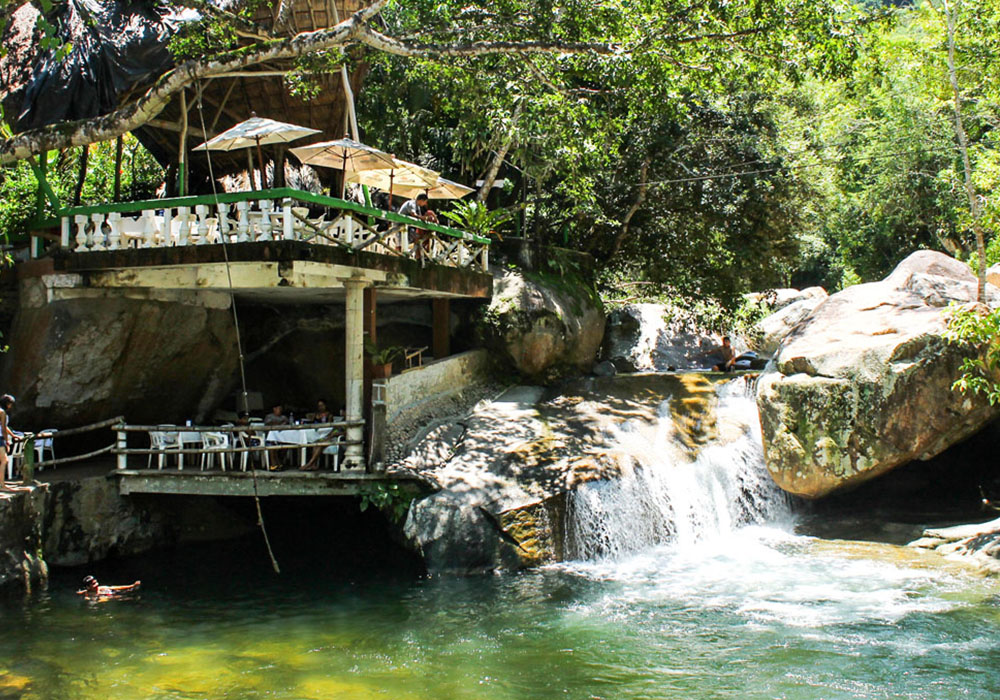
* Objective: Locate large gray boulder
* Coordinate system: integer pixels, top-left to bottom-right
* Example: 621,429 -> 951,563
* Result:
755,291 -> 828,357
758,251 -> 1000,499
2,280 -> 239,426
485,270 -> 605,380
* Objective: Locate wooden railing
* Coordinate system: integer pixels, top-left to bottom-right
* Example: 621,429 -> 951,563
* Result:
113,421 -> 365,472
43,188 -> 490,272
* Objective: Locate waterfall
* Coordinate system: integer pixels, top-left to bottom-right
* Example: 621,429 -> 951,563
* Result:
630,303 -> 667,370
564,378 -> 790,561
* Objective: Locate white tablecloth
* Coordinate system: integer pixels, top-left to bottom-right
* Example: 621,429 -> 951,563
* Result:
265,428 -> 324,445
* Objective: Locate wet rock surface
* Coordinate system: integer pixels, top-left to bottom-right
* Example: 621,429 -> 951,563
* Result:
757,251 -> 1000,499
401,374 -> 734,574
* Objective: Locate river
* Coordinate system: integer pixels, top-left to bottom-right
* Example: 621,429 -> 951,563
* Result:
2,380 -> 999,699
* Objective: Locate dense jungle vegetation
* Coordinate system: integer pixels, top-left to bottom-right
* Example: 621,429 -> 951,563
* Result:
1,0 -> 998,307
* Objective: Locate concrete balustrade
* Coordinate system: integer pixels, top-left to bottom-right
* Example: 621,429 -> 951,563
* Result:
48,189 -> 491,272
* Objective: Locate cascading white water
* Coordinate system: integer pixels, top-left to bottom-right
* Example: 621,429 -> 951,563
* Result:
629,303 -> 668,370
565,378 -> 790,560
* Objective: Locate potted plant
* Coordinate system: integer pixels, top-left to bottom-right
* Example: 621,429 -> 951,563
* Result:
365,341 -> 403,378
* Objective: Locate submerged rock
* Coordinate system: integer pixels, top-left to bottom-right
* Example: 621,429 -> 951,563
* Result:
758,251 -> 1000,499
483,269 -> 605,381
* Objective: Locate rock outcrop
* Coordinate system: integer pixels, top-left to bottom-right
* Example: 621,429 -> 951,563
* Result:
402,374 -> 732,574
484,269 -> 605,381
909,518 -> 1000,574
0,487 -> 48,592
755,289 -> 828,356
2,279 -> 239,426
758,251 -> 1000,499
601,303 -> 748,372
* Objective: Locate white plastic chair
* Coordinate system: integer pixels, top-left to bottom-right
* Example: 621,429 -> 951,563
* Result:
149,426 -> 180,469
7,439 -> 25,481
322,434 -> 342,472
34,429 -> 57,468
201,431 -> 230,471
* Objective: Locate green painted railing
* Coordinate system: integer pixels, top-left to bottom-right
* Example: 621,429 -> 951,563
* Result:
60,188 -> 490,245
51,188 -> 490,272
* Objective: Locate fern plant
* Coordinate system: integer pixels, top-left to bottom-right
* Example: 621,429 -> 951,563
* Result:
442,200 -> 511,239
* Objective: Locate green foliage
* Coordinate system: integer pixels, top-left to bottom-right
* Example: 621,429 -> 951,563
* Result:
441,200 -> 511,239
0,136 -> 163,240
945,303 -> 1000,405
364,340 -> 403,365
358,482 -> 415,523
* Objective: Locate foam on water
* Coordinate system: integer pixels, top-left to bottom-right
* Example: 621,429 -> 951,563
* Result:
559,377 -> 985,632
564,378 -> 790,560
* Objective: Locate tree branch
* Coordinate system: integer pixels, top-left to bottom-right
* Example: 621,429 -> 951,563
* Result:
0,0 -> 628,165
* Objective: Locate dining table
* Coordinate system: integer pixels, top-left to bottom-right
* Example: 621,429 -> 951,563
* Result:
265,424 -> 342,466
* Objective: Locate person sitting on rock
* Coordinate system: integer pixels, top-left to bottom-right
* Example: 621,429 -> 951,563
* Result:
711,336 -> 736,372
77,575 -> 141,598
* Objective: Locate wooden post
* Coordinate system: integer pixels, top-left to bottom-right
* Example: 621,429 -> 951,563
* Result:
117,428 -> 127,470
432,298 -> 450,359
178,90 -> 188,196
113,135 -> 124,202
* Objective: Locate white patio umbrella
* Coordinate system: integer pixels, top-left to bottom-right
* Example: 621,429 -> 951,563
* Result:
344,158 -> 440,204
389,176 -> 475,201
289,138 -> 397,197
193,116 -> 321,189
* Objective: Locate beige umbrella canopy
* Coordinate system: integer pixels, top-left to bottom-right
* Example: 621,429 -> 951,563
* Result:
289,138 -> 398,197
344,158 -> 440,202
389,176 -> 475,201
194,116 -> 321,189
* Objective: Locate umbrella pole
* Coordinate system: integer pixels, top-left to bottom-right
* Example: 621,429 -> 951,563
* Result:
246,150 -> 256,192
340,151 -> 347,199
389,170 -> 394,210
256,137 -> 266,189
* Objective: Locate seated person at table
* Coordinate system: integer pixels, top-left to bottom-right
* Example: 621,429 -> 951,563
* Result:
398,193 -> 439,225
309,399 -> 333,424
264,404 -> 289,427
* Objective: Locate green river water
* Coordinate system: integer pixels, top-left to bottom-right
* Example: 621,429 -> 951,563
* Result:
2,526 -> 999,699
3,382 -> 999,699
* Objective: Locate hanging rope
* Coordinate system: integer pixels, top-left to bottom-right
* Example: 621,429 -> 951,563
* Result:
194,82 -> 281,575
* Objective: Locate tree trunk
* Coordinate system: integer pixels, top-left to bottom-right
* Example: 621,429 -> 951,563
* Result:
113,135 -> 124,202
609,157 -> 650,260
476,102 -> 523,202
941,0 -> 987,301
73,146 -> 89,206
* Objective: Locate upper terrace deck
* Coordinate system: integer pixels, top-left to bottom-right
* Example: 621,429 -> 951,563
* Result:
29,188 -> 492,302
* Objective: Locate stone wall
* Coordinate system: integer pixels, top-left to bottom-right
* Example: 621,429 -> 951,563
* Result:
384,350 -> 491,423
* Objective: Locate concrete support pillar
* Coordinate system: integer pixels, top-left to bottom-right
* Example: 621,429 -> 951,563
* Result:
433,298 -> 451,359
344,276 -> 369,468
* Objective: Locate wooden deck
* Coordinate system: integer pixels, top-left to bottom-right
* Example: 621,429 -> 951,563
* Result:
114,468 -> 432,497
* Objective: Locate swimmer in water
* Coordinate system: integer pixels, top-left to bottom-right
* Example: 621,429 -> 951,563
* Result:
77,575 -> 141,598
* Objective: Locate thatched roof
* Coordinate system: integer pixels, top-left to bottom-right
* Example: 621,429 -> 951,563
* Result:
0,0 -> 366,187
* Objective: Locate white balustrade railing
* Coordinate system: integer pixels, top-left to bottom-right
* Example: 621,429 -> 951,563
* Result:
54,196 -> 490,272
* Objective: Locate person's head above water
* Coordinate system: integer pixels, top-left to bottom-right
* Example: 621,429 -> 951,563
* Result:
82,575 -> 98,591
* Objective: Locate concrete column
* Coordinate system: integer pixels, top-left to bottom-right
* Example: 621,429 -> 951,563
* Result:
433,298 -> 450,359
344,276 -> 369,468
